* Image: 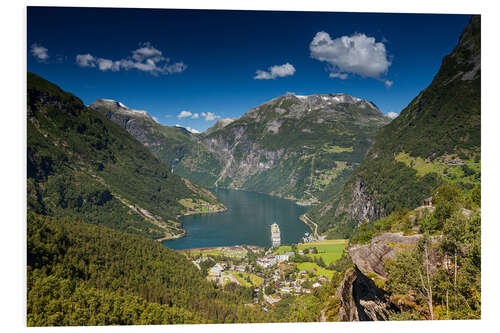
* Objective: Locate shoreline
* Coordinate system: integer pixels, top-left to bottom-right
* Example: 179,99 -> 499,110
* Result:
176,244 -> 265,253
158,204 -> 227,243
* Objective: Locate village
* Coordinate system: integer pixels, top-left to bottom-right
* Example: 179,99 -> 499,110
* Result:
181,226 -> 348,308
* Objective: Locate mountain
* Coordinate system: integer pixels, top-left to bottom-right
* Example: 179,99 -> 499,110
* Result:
308,15 -> 481,238
176,93 -> 391,203
93,93 -> 390,204
204,118 -> 236,135
27,72 -> 224,241
90,98 -> 197,168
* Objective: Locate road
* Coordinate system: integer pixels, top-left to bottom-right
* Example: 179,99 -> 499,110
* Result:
300,213 -> 322,239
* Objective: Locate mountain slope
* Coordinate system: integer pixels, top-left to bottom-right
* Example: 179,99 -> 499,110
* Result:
308,15 -> 481,238
27,72 -> 224,240
177,93 -> 391,203
90,98 -> 198,168
27,212 -> 270,325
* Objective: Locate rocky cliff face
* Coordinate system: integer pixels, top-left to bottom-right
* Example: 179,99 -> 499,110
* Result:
336,266 -> 399,321
176,93 -> 390,202
348,232 -> 423,279
307,16 -> 481,237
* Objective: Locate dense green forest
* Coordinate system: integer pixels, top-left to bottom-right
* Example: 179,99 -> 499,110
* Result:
27,212 -> 272,325
27,211 -> 356,325
27,72 -> 222,240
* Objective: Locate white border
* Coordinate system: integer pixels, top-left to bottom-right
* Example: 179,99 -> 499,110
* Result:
2,1 -> 498,332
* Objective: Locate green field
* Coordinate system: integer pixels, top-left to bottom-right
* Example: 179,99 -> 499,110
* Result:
296,262 -> 336,279
274,239 -> 348,265
230,271 -> 264,287
395,152 -> 480,186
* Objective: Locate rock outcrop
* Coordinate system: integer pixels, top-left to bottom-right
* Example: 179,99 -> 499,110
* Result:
337,266 -> 399,321
348,232 -> 422,279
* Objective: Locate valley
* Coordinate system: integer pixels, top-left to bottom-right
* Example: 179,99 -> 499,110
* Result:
25,10 -> 481,326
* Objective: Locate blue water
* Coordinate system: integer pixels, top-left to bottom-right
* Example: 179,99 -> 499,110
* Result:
162,188 -> 310,250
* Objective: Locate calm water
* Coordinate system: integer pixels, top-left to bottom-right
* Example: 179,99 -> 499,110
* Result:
162,189 -> 310,250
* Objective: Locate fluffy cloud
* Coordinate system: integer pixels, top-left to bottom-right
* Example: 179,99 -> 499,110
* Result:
201,112 -> 220,121
254,62 -> 296,80
191,113 -> 199,119
387,112 -> 398,119
384,80 -> 393,88
175,124 -> 200,134
310,32 -> 391,82
31,43 -> 49,61
76,43 -> 187,76
76,54 -> 96,67
97,58 -> 120,71
177,110 -> 193,119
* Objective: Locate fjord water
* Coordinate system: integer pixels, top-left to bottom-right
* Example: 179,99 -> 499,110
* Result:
163,189 -> 310,250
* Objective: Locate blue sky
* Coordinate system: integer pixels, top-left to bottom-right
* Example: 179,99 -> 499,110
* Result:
27,7 -> 471,132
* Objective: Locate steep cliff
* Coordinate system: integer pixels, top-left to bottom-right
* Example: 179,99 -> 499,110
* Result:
336,266 -> 399,321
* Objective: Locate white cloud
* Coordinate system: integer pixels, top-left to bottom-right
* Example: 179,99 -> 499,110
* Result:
201,112 -> 220,121
132,43 -> 163,62
310,32 -> 391,82
165,62 -> 188,74
76,54 -> 96,67
177,110 -> 192,119
387,112 -> 398,119
384,80 -> 393,88
329,72 -> 348,80
254,62 -> 296,80
76,42 -> 187,76
175,124 -> 200,134
31,43 -> 49,61
191,113 -> 199,119
97,58 -> 120,71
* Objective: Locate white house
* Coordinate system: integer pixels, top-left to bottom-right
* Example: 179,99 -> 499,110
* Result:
209,263 -> 223,276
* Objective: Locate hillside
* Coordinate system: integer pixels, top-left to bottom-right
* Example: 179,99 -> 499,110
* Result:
308,15 -> 481,238
27,72 -> 224,240
27,212 -> 270,325
90,98 -> 198,168
177,93 -> 391,203
94,93 -> 390,204
340,183 -> 481,320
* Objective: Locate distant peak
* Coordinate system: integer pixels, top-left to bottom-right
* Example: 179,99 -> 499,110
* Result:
282,92 -> 366,104
90,98 -> 151,119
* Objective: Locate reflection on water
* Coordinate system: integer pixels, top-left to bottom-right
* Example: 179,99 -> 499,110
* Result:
162,188 -> 310,250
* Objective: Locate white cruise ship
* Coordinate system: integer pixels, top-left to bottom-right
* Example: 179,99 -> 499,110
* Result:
271,223 -> 281,247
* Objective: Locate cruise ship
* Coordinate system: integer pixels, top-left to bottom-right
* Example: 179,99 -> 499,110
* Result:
271,223 -> 281,247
